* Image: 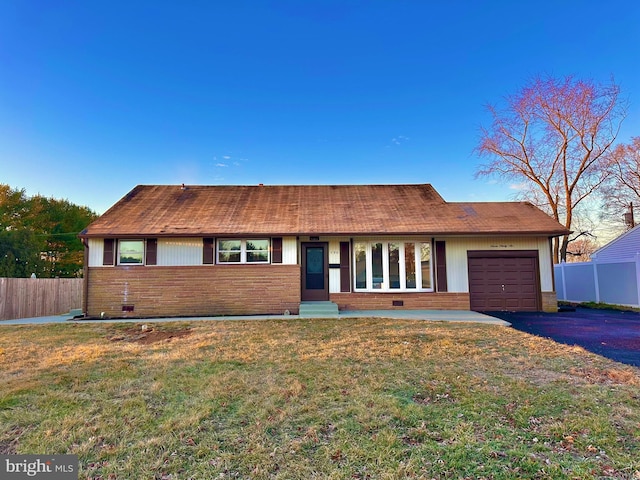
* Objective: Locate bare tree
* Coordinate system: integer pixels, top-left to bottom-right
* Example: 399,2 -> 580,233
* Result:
602,136 -> 640,227
565,234 -> 599,262
475,75 -> 627,263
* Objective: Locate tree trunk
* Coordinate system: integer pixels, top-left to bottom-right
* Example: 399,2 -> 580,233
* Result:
559,234 -> 569,263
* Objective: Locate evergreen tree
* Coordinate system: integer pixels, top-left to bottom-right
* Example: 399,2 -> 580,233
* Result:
0,184 -> 98,277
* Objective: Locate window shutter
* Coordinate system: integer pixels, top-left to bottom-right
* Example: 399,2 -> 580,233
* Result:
340,241 -> 351,292
272,237 -> 283,264
146,239 -> 157,265
203,238 -> 214,264
435,240 -> 448,292
103,239 -> 114,266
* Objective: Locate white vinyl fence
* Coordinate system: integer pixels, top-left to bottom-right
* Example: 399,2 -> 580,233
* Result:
554,254 -> 640,307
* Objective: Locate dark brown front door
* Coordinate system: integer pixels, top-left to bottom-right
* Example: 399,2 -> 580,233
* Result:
301,243 -> 329,301
468,251 -> 541,312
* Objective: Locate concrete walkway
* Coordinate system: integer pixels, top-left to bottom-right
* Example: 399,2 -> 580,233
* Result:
0,310 -> 509,326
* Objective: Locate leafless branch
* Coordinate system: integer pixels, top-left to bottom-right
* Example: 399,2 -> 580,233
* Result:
475,75 -> 626,262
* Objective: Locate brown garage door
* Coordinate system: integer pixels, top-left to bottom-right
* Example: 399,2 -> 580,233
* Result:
468,251 -> 541,312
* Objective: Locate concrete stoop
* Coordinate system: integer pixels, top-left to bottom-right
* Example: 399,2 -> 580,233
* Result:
299,301 -> 339,318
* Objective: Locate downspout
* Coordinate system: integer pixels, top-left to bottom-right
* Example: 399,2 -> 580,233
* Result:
81,237 -> 89,318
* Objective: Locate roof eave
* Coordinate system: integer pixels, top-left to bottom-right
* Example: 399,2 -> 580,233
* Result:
79,229 -> 571,238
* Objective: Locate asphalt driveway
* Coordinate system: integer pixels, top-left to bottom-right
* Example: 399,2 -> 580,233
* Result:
487,308 -> 640,367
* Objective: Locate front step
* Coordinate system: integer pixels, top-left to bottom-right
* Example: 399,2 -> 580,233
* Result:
299,301 -> 339,318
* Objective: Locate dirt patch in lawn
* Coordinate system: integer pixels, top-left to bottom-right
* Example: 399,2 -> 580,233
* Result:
0,426 -> 25,454
108,325 -> 192,345
0,441 -> 16,454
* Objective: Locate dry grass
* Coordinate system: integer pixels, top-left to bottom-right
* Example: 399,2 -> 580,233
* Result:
1,318 -> 639,479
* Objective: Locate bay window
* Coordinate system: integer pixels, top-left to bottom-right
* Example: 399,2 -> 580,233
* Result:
354,240 -> 432,291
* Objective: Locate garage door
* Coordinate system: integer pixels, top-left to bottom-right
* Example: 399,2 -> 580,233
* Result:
468,251 -> 541,312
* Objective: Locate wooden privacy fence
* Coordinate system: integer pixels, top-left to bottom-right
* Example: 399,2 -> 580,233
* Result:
0,278 -> 84,320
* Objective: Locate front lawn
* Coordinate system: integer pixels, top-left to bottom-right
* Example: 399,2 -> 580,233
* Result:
1,318 -> 639,479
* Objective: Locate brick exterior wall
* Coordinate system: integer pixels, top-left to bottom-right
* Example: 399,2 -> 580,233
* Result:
541,291 -> 558,312
331,292 -> 470,311
86,265 -> 301,318
86,266 -> 552,317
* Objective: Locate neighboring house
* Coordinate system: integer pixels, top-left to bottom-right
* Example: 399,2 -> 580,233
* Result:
590,224 -> 640,263
79,184 -> 568,317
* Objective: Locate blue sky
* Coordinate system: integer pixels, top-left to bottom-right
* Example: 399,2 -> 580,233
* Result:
1,1 -> 640,214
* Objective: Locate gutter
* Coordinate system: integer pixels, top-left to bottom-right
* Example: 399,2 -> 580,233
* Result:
78,229 -> 571,239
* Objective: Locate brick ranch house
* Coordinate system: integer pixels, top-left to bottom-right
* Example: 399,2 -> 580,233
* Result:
79,184 -> 568,318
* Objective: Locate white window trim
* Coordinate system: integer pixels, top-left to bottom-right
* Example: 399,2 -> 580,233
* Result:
353,239 -> 433,292
216,239 -> 270,264
117,239 -> 145,266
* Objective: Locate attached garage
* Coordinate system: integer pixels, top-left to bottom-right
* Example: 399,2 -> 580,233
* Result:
467,250 -> 541,311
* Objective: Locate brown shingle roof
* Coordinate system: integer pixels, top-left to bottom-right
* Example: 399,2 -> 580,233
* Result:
80,184 -> 569,237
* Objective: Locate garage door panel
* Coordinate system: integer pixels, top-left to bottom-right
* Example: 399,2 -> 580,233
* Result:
507,283 -> 536,293
468,253 -> 541,312
506,299 -> 536,310
503,272 -> 535,282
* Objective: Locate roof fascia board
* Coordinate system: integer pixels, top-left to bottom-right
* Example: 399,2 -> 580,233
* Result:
80,230 -> 570,239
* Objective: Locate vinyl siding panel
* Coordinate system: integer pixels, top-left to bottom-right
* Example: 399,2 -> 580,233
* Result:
444,237 -> 553,292
90,237 -> 297,267
88,238 -> 105,267
536,237 -> 553,291
157,238 -> 203,266
592,226 -> 640,262
282,237 -> 298,265
329,270 -> 341,293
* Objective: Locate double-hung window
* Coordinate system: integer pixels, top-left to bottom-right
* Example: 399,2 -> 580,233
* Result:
354,240 -> 432,291
217,239 -> 270,264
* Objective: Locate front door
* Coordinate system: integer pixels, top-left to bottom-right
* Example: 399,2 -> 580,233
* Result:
301,243 -> 329,301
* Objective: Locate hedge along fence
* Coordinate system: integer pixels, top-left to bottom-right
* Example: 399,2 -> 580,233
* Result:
0,278 -> 83,320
